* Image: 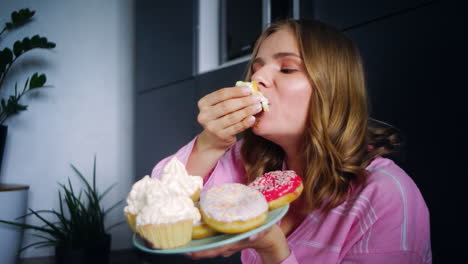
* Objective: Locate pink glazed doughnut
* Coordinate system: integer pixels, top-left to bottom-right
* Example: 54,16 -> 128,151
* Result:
249,170 -> 303,211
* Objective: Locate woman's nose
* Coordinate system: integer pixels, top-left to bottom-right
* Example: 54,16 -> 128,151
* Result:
251,69 -> 271,90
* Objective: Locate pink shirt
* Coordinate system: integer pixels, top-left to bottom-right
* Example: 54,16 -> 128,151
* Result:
151,138 -> 432,264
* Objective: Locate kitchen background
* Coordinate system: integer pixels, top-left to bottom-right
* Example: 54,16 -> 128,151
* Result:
0,0 -> 465,263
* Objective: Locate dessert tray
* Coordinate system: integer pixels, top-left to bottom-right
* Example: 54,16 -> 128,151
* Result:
133,204 -> 289,254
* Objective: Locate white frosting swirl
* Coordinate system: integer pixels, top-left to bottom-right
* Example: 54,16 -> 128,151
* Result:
136,194 -> 201,226
160,157 -> 203,198
124,175 -> 156,214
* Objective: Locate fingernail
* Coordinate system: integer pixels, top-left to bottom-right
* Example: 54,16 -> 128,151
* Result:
252,94 -> 262,101
254,104 -> 262,111
242,86 -> 252,94
247,116 -> 256,123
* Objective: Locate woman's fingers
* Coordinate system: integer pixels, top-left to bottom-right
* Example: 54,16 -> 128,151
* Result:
218,103 -> 262,129
189,244 -> 236,259
195,86 -> 261,150
199,86 -> 252,108
200,94 -> 262,122
205,114 -> 256,142
186,227 -> 279,260
222,115 -> 256,135
221,251 -> 236,258
201,102 -> 262,140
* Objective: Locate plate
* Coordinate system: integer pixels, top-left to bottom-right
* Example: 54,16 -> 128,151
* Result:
133,204 -> 289,254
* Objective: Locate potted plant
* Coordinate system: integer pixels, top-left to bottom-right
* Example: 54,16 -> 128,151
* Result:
0,8 -> 55,173
0,157 -> 124,264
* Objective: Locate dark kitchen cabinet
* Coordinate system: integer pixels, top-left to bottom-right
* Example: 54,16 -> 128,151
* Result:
135,0 -> 197,93
135,79 -> 198,178
303,0 -> 433,30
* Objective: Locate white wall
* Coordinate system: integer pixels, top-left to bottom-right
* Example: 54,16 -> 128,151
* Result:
198,0 -> 219,74
0,0 -> 134,258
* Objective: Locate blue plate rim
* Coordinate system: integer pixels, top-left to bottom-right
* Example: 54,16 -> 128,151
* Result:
133,204 -> 289,254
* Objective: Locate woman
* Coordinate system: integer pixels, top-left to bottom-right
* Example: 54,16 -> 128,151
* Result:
151,19 -> 431,263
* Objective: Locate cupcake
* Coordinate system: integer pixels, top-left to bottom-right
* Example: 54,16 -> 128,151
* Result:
124,175 -> 157,232
160,157 -> 203,202
136,191 -> 201,249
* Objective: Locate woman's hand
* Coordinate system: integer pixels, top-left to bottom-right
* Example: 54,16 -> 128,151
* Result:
185,225 -> 291,264
186,85 -> 262,178
196,85 -> 263,151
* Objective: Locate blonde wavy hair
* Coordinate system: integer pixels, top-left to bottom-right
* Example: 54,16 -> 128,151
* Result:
241,19 -> 400,213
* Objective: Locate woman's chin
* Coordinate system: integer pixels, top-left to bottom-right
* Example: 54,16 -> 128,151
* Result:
251,119 -> 271,138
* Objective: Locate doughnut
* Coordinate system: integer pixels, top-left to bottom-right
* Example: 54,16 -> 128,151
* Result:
192,219 -> 219,239
192,202 -> 218,239
249,170 -> 303,211
199,183 -> 268,234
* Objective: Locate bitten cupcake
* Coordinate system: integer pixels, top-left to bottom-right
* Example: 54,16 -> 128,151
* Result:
124,175 -> 156,232
136,191 -> 201,249
160,156 -> 203,202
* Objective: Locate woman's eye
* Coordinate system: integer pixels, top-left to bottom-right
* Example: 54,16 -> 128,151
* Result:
281,68 -> 297,74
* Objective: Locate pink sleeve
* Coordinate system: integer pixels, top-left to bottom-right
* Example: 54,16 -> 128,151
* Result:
342,250 -> 426,264
150,137 -> 246,189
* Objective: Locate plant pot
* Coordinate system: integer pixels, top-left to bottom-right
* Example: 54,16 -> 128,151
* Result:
0,125 -> 7,175
55,234 -> 111,264
0,184 -> 29,264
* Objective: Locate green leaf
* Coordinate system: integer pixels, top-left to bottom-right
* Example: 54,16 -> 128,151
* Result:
2,95 -> 28,116
32,36 -> 56,49
18,241 -> 54,254
31,35 -> 41,46
0,48 -> 13,68
46,41 -> 56,49
22,37 -> 32,50
93,156 -> 97,192
13,40 -> 23,57
71,164 -> 99,204
15,209 -> 59,220
0,48 -> 14,76
99,182 -> 118,200
104,199 -> 123,215
6,8 -> 35,30
0,218 -> 56,235
27,209 -> 65,239
32,234 -> 56,243
29,73 -> 46,89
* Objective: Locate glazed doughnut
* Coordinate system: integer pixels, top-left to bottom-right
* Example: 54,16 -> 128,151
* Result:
199,183 -> 268,234
192,219 -> 219,239
192,202 -> 218,239
249,170 -> 303,210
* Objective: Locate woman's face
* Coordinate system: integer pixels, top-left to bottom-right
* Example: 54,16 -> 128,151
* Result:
251,28 -> 313,145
